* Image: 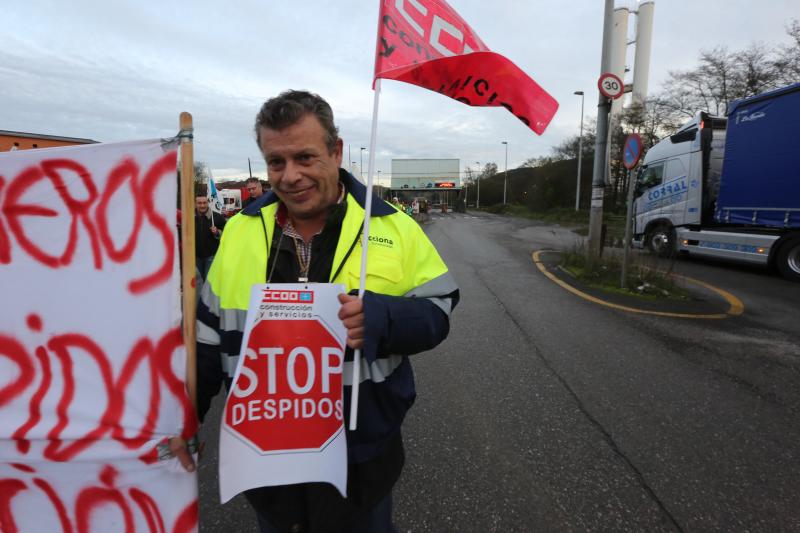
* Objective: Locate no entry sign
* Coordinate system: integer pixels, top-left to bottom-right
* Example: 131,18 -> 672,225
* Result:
219,283 -> 349,502
623,134 -> 643,170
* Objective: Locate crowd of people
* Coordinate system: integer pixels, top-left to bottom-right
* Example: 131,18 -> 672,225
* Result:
390,196 -> 428,223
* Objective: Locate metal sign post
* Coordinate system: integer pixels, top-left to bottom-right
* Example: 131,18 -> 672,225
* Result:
621,134 -> 643,288
587,0 -> 618,256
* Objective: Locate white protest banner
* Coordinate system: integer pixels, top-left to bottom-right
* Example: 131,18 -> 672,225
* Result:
219,283 -> 347,503
0,139 -> 198,532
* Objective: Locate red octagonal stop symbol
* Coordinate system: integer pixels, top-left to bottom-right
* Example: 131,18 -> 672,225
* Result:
224,319 -> 345,454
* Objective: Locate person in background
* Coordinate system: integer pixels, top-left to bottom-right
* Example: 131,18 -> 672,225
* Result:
244,176 -> 265,206
194,194 -> 226,282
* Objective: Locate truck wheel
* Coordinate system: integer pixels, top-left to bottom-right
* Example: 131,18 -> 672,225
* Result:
646,224 -> 676,258
776,237 -> 800,282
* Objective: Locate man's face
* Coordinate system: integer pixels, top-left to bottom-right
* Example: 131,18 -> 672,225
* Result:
247,181 -> 263,198
259,113 -> 342,222
196,196 -> 208,213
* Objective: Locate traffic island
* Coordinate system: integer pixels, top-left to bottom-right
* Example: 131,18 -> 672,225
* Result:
532,250 -> 744,319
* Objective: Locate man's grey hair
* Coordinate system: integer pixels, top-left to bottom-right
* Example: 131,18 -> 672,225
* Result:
254,90 -> 339,153
245,177 -> 262,186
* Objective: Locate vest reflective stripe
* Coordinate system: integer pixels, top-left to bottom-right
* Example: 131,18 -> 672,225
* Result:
197,319 -> 220,345
221,353 -> 239,375
219,308 -> 247,332
342,354 -> 403,386
404,272 -> 459,317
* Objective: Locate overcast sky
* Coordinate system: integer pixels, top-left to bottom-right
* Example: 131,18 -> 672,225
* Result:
2,1 -> 797,184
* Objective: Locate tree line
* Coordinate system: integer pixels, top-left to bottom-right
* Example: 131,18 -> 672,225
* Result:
467,20 -> 799,212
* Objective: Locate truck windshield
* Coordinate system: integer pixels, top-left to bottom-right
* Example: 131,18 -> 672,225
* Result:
638,164 -> 664,189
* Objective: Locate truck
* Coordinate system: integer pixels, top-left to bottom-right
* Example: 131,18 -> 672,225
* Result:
632,82 -> 800,282
219,188 -> 243,217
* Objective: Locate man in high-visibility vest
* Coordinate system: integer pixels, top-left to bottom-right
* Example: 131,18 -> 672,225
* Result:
176,90 -> 459,532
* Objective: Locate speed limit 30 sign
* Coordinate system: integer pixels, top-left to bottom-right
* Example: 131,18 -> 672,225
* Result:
598,72 -> 624,100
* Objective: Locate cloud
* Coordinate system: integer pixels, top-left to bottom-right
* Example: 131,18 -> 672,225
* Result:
2,0 -> 797,179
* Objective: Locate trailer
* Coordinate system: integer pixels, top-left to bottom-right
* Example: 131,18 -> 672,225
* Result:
632,83 -> 800,281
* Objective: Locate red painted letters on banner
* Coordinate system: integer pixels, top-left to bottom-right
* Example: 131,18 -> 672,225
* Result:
0,140 -> 195,531
0,153 -> 175,294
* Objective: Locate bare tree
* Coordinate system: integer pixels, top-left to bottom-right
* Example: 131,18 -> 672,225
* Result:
548,119 -> 597,162
656,39 -> 789,124
774,19 -> 800,85
480,162 -> 498,178
732,43 -> 778,96
520,22 -> 799,212
519,156 -> 555,168
194,162 -> 212,183
658,46 -> 735,119
622,100 -> 682,148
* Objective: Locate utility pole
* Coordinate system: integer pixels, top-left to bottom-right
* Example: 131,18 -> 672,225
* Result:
588,0 -> 615,256
502,141 -> 508,204
574,91 -> 585,211
475,161 -> 481,209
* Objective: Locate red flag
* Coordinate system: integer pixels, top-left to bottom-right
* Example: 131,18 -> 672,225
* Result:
374,0 -> 559,135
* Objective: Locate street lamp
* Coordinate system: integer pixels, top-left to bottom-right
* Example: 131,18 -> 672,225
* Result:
475,161 -> 481,209
360,147 -> 366,180
501,141 -> 508,205
574,90 -> 585,211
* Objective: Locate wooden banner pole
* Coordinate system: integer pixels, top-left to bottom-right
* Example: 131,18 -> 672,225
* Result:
179,112 -> 197,411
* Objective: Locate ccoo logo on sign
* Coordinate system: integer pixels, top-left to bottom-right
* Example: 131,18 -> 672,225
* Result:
262,290 -> 315,303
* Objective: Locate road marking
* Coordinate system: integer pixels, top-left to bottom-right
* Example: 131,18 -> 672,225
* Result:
531,250 -> 744,319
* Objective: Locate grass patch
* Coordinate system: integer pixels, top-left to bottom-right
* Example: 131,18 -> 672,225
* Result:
479,204 -> 687,299
485,204 -> 590,225
560,244 -> 692,301
482,204 -> 628,246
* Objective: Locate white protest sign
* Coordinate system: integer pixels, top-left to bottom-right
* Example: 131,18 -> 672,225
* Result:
0,139 -> 197,532
219,283 -> 348,503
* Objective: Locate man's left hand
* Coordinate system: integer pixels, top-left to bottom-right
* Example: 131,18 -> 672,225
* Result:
337,293 -> 364,349
168,437 -> 196,472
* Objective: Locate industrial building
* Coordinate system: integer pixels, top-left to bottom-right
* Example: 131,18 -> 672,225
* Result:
390,158 -> 462,210
0,130 -> 97,152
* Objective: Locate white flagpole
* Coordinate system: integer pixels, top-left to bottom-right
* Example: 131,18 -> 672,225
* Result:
349,78 -> 382,431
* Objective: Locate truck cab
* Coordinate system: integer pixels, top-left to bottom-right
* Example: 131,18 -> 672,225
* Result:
633,113 -> 727,255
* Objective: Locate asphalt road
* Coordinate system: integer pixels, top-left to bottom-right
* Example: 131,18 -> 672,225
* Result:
199,210 -> 800,532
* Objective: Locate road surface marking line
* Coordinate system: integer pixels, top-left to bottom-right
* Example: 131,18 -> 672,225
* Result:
532,250 -> 744,319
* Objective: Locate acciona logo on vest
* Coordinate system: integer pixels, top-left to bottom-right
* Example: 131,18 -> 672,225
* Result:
368,235 -> 394,248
